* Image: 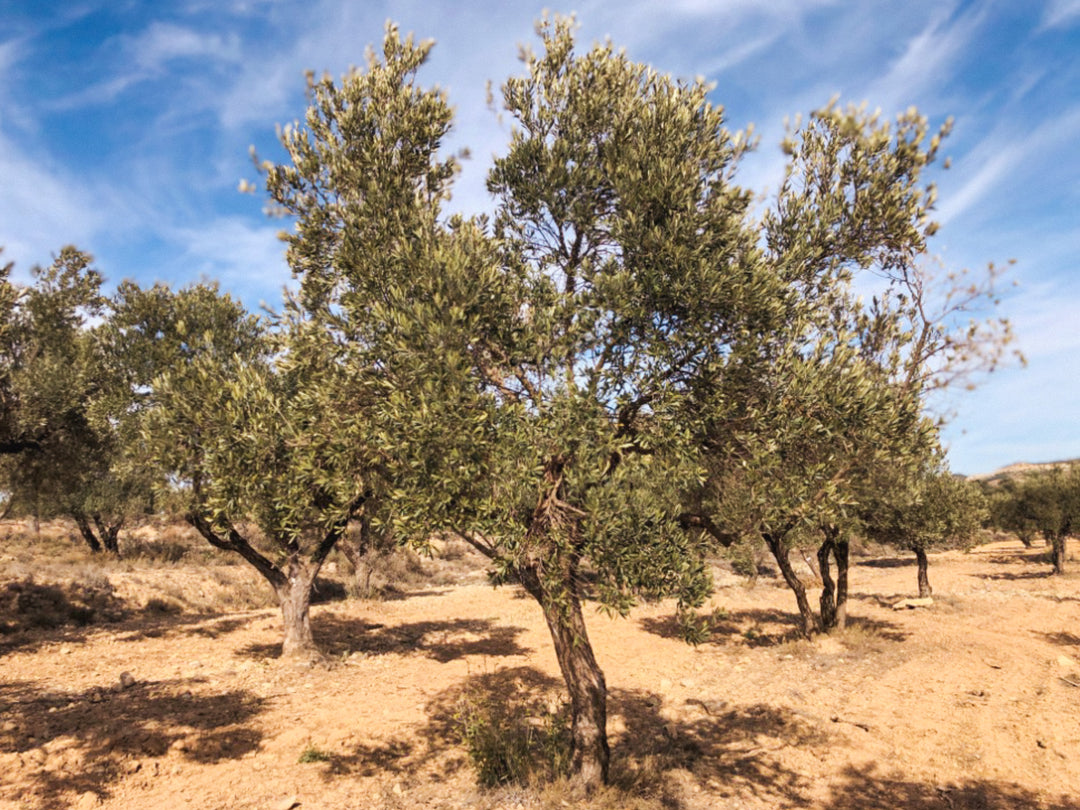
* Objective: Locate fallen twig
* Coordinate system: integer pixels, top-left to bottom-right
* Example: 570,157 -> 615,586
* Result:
1058,676 -> 1080,688
830,714 -> 872,732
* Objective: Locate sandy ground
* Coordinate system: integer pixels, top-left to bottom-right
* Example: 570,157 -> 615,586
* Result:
2,537 -> 1080,810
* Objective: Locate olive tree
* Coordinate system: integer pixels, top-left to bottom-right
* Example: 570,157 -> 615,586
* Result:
261,19 -> 764,789
863,463 -> 987,596
994,466 -> 1080,574
684,102 -> 1016,637
143,284 -> 376,658
0,248 -> 158,552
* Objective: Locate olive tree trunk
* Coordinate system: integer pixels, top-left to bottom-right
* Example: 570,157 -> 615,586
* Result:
817,528 -> 850,632
275,557 -> 320,658
818,539 -> 837,630
92,514 -> 121,554
72,511 -> 103,553
72,510 -> 122,555
765,533 -> 821,638
188,512 -> 346,659
914,546 -> 932,597
1051,534 -> 1067,575
520,562 -> 609,791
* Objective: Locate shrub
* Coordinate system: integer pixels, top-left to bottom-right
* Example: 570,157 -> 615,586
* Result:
455,688 -> 570,787
297,743 -> 333,764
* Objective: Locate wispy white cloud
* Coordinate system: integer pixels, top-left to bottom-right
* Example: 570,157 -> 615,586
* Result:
1040,0 -> 1080,30
164,217 -> 292,308
48,22 -> 242,110
862,3 -> 980,113
129,22 -> 242,71
938,105 -> 1080,224
0,132 -> 107,274
937,145 -> 1024,226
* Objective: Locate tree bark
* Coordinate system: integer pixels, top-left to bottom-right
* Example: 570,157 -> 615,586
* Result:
519,563 -> 609,791
275,556 -> 320,658
834,538 -> 849,630
818,538 -> 837,630
765,533 -> 821,638
72,511 -> 103,553
914,546 -> 932,597
92,513 -> 121,555
817,527 -> 849,632
1051,534 -> 1066,575
187,511 -> 345,659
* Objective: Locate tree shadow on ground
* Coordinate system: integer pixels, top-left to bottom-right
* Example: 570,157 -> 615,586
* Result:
982,548 -> 1055,567
641,607 -> 907,647
0,578 -> 277,654
0,578 -> 127,654
1038,630 -> 1080,648
233,615 -> 531,663
375,586 -> 454,602
979,569 -> 1055,581
0,677 -> 266,807
856,556 -> 915,569
640,607 -> 804,648
819,763 -> 1077,809
314,664 -> 1076,809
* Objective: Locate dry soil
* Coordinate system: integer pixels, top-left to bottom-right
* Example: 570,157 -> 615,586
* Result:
2,535 -> 1079,810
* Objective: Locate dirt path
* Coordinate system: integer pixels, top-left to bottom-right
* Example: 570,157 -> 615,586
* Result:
2,539 -> 1079,809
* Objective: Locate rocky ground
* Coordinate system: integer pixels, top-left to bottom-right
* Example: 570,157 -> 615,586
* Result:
1,527 -> 1079,809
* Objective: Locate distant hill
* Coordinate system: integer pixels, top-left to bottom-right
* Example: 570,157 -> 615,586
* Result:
967,458 -> 1079,485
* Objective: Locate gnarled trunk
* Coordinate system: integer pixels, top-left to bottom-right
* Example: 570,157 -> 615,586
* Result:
72,511 -> 122,555
765,533 -> 821,638
72,511 -> 103,553
520,563 -> 609,791
275,557 -> 320,658
818,539 -> 837,630
833,538 -> 849,630
914,546 -> 932,597
1051,534 -> 1067,575
93,514 -> 122,555
817,527 -> 849,632
187,511 -> 346,660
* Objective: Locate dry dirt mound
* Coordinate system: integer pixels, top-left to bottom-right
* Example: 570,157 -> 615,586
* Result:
1,538 -> 1079,809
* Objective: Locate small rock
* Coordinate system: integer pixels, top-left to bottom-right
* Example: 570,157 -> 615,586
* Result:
74,792 -> 99,810
59,645 -> 73,655
892,597 -> 934,610
392,783 -> 403,796
680,678 -> 695,688
119,672 -> 136,690
659,678 -> 673,692
1056,655 -> 1077,669
275,797 -> 300,810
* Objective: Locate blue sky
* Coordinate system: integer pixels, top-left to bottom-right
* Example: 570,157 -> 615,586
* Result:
1,0 -> 1077,475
